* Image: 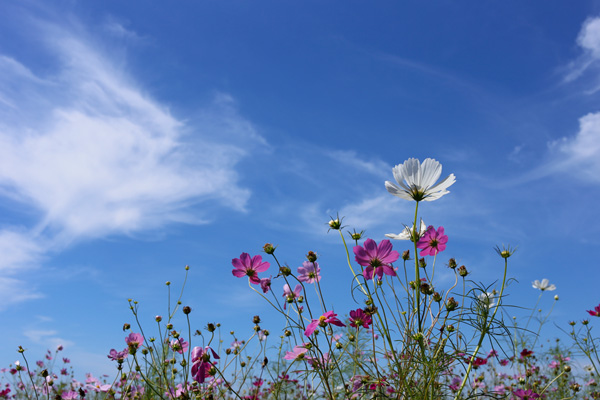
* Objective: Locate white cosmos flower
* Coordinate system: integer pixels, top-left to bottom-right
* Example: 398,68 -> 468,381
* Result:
385,158 -> 456,202
532,279 -> 556,291
477,292 -> 496,309
385,219 -> 427,241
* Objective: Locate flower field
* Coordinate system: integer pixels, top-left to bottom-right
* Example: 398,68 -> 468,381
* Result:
2,158 -> 599,400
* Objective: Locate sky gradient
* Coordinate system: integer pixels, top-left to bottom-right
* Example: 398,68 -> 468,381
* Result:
1,0 -> 600,377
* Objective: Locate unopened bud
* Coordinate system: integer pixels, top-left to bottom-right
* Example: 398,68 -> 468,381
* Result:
402,250 -> 410,261
183,306 -> 192,315
448,258 -> 457,269
263,243 -> 275,255
306,251 -> 317,262
457,266 -> 468,277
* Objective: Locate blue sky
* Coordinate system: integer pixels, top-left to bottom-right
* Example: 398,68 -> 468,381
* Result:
1,0 -> 600,377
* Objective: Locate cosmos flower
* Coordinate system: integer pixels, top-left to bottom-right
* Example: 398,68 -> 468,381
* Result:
107,348 -> 129,361
282,284 -> 302,310
349,309 -> 372,329
416,226 -> 448,256
532,279 -> 556,291
231,253 -> 270,285
477,292 -> 496,309
385,219 -> 427,241
353,239 -> 399,280
587,304 -> 600,317
297,261 -> 321,284
191,346 -> 219,384
283,345 -> 308,361
385,158 -> 456,202
125,333 -> 144,352
304,311 -> 346,337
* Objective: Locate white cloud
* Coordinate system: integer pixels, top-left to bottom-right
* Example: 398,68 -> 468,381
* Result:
565,16 -> 600,83
549,111 -> 600,182
0,17 -> 262,292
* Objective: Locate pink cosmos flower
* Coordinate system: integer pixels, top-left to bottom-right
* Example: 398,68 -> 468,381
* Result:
353,239 -> 399,280
297,261 -> 321,284
283,345 -> 308,361
416,225 -> 448,256
349,309 -> 372,329
587,304 -> 600,317
191,346 -> 219,384
107,348 -> 129,361
259,276 -> 272,293
231,253 -> 270,285
170,338 -> 189,354
304,311 -> 346,337
125,333 -> 144,352
306,353 -> 330,369
282,284 -> 302,310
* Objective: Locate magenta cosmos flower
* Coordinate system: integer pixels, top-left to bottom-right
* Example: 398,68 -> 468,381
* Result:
349,308 -> 372,329
191,346 -> 219,384
231,253 -> 270,285
297,261 -> 321,284
587,304 -> 600,317
305,311 -> 346,337
353,239 -> 399,280
416,226 -> 448,256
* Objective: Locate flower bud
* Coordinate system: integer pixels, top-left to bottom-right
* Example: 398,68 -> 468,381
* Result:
457,266 -> 468,277
155,315 -> 162,322
446,325 -> 455,333
446,297 -> 458,312
166,323 -> 173,330
393,251 -> 406,263
279,266 -> 291,276
335,341 -> 343,349
348,230 -> 364,241
328,218 -> 342,230
263,243 -> 276,254
183,306 -> 192,315
554,295 -> 559,301
306,251 -> 317,262
123,323 -> 130,331
448,258 -> 457,269
185,265 -> 189,270
253,315 -> 261,324
284,330 -> 291,337
433,292 -> 442,302
165,281 -> 171,286
564,365 -> 571,373
583,320 -> 589,326
206,323 -> 216,332
419,258 -> 427,269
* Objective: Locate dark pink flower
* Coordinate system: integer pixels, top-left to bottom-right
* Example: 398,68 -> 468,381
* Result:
353,239 -> 399,280
349,309 -> 372,329
297,261 -> 321,284
191,346 -> 219,384
305,311 -> 346,337
520,348 -> 533,359
416,226 -> 448,256
587,304 -> 600,317
512,388 -> 540,399
232,253 -> 270,285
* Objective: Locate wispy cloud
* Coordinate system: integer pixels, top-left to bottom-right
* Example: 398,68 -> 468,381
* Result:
564,16 -> 600,89
0,13 -> 263,298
